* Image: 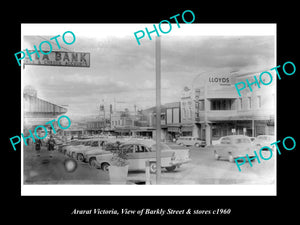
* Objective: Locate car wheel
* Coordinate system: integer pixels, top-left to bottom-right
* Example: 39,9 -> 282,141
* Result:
228,154 -> 235,163
77,154 -> 84,162
149,162 -> 157,174
89,158 -> 98,168
214,151 -> 220,160
165,165 -> 176,172
194,143 -> 200,148
101,163 -> 110,172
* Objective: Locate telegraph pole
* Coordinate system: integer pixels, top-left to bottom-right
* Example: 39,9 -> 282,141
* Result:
155,36 -> 161,184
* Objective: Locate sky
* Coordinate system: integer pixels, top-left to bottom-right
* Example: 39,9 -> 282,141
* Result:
22,24 -> 275,121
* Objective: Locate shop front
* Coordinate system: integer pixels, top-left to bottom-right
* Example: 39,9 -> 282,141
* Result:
181,125 -> 194,136
167,126 -> 180,141
211,119 -> 275,141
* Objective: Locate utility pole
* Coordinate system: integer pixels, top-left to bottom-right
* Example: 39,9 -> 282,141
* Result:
155,36 -> 161,184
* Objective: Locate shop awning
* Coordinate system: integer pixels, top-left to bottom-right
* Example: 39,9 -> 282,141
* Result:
167,127 -> 180,132
181,125 -> 193,132
114,129 -> 131,133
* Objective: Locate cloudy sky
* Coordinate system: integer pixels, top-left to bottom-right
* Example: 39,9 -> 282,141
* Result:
22,24 -> 275,120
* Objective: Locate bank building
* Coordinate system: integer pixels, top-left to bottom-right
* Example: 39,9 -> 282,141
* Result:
180,71 -> 275,145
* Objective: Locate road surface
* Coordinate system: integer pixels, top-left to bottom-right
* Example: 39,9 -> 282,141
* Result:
23,144 -> 275,185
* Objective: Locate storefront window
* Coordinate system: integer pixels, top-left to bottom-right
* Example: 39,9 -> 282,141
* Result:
173,108 -> 180,123
199,100 -> 204,111
239,98 -> 243,110
211,99 -> 232,110
248,97 -> 252,109
257,96 -> 261,108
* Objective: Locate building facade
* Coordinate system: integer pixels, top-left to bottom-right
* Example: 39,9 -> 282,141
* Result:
23,86 -> 68,138
183,71 -> 275,145
110,109 -> 137,135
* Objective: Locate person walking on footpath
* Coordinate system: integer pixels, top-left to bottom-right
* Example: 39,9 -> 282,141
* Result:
35,139 -> 42,157
47,135 -> 56,158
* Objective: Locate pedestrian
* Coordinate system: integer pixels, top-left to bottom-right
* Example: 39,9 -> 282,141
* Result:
47,135 -> 56,158
35,139 -> 42,157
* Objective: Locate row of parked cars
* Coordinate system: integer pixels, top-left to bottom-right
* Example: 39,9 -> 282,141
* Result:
58,137 -> 191,173
173,134 -> 275,163
58,134 -> 274,171
213,135 -> 275,162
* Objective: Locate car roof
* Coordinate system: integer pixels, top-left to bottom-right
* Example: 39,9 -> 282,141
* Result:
120,140 -> 156,146
222,135 -> 251,139
256,135 -> 274,138
79,138 -> 95,141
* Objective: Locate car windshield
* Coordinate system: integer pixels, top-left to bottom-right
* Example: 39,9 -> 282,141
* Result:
220,137 -> 230,144
258,136 -> 274,141
84,141 -> 91,146
258,136 -> 268,140
91,141 -> 99,147
150,143 -> 171,151
104,143 -> 119,150
232,138 -> 251,144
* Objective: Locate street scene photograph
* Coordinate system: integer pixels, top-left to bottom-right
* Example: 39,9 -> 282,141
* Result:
21,24 -> 276,195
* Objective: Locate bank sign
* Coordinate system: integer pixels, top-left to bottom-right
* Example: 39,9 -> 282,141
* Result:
208,76 -> 232,86
24,51 -> 90,67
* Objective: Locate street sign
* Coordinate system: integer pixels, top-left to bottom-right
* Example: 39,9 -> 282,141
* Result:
24,51 -> 90,67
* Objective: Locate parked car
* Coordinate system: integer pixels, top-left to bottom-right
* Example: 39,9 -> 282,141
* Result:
59,139 -> 83,153
64,139 -> 92,156
89,140 -> 191,173
213,135 -> 255,162
71,139 -> 103,160
156,143 -> 191,170
176,136 -> 206,147
213,136 -> 255,145
212,137 -> 222,146
250,137 -> 256,142
253,135 -> 275,150
84,141 -> 123,164
81,138 -> 133,163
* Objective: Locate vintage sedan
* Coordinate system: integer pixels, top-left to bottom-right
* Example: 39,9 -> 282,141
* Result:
69,140 -> 102,160
69,139 -> 102,159
58,139 -> 81,152
253,135 -> 275,150
64,139 -> 92,157
89,141 -> 191,173
213,135 -> 255,162
176,136 -> 206,147
84,141 -> 126,163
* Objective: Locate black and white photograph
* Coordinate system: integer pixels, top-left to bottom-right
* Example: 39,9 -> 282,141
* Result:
20,24 -> 277,196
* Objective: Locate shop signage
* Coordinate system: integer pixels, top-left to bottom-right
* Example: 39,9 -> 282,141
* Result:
168,127 -> 180,132
15,31 -> 77,66
208,76 -> 231,86
181,126 -> 193,132
24,51 -> 90,67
